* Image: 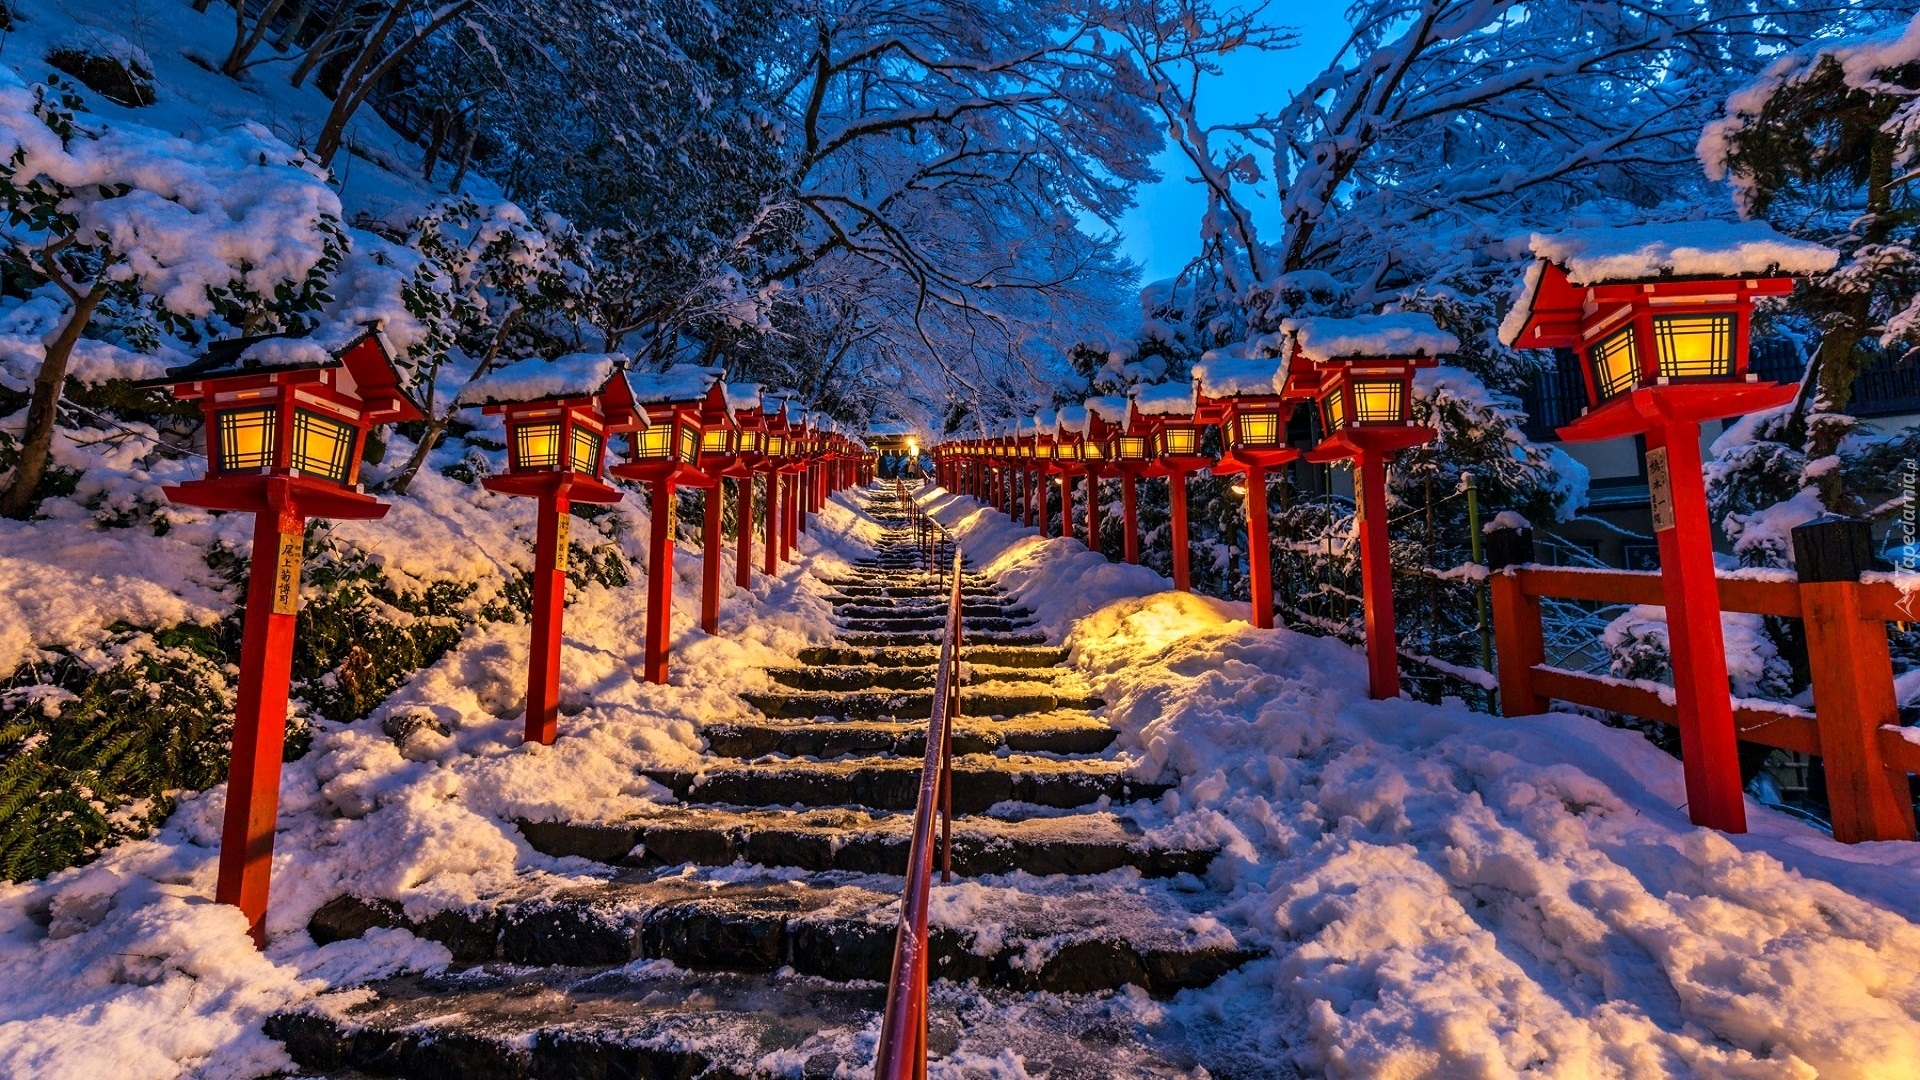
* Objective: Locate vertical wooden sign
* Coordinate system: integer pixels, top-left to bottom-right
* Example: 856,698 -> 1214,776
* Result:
270,532 -> 303,615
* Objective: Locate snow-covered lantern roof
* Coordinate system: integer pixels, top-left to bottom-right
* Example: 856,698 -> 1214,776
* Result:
725,382 -> 767,459
156,324 -> 423,512
760,392 -> 797,458
1499,221 -> 1836,439
1086,394 -> 1146,465
1053,404 -> 1093,466
1192,350 -> 1312,469
1130,380 -> 1209,465
613,364 -> 725,484
456,353 -> 637,500
1286,313 -> 1452,451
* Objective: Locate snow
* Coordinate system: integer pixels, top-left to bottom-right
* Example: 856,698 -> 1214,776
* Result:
918,482 -> 1920,1078
628,364 -> 720,405
1286,312 -> 1459,363
1193,353 -> 1287,397
1521,221 -> 1839,286
455,353 -> 623,407
1486,510 -> 1532,533
724,382 -> 763,411
1131,380 -> 1197,417
1054,405 -> 1089,436
234,338 -> 334,371
1084,395 -> 1129,424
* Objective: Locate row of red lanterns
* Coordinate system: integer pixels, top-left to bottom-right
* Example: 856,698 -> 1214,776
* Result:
151,340 -> 873,944
935,241 -> 1819,839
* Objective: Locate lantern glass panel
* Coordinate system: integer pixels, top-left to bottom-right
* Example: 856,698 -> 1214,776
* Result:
1058,441 -> 1079,461
1589,324 -> 1639,401
1324,387 -> 1347,430
632,425 -> 673,459
513,420 -> 564,470
1083,440 -> 1103,460
216,406 -> 278,472
1157,425 -> 1200,456
293,409 -> 356,483
767,433 -> 787,457
1653,314 -> 1735,380
738,430 -> 759,453
1234,411 -> 1282,447
676,425 -> 698,464
1117,436 -> 1147,461
1351,380 -> 1404,424
701,429 -> 732,454
570,426 -> 603,476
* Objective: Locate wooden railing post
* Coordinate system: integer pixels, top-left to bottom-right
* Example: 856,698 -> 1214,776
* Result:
1794,516 -> 1915,843
1487,525 -> 1548,717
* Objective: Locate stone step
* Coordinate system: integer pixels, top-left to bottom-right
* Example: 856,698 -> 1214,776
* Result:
642,754 -> 1165,814
824,584 -> 1006,599
767,663 -> 1063,691
270,965 -> 1210,1079
741,685 -> 1096,720
703,711 -> 1114,758
833,616 -> 1035,635
832,601 -> 1033,619
839,630 -> 1049,648
304,874 -> 1254,993
516,806 -> 1212,878
796,644 -> 1069,669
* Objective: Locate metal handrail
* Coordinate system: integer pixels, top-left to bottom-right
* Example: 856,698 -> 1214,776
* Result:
873,539 -> 963,1080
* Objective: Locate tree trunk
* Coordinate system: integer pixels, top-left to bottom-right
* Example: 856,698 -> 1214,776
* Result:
289,1 -> 359,89
314,1 -> 473,167
421,108 -> 448,180
446,114 -> 479,192
223,0 -> 291,76
2,287 -> 106,519
275,0 -> 317,51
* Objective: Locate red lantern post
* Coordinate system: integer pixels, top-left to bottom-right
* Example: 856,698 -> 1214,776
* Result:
759,397 -> 793,574
1292,314 -> 1453,700
1195,357 -> 1310,630
612,365 -> 724,685
1133,381 -> 1209,591
692,386 -> 744,635
459,354 -> 638,745
728,386 -> 765,590
1502,222 -> 1837,833
1083,397 -> 1130,561
154,326 -> 421,946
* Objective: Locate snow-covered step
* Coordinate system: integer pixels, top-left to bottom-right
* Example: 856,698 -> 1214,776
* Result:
796,644 -> 1069,668
268,965 -> 1209,1080
304,873 -> 1255,992
641,754 -> 1164,813
701,710 -> 1116,758
515,806 -> 1213,878
833,615 -> 1036,635
821,583 -> 1008,599
829,599 -> 1034,620
839,629 -> 1050,648
740,683 -> 1097,719
767,662 -> 1065,691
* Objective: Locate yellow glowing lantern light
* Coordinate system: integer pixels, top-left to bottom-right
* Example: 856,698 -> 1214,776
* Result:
1588,324 -> 1640,402
570,425 -> 604,476
701,428 -> 733,455
1231,410 -> 1283,449
631,424 -> 674,459
737,430 -> 760,454
1653,313 -> 1735,380
216,405 -> 279,472
1083,438 -> 1103,461
1115,435 -> 1148,461
1323,387 -> 1347,431
1351,379 -> 1405,424
675,424 -> 699,464
514,420 -> 565,470
1154,424 -> 1201,457
766,432 -> 788,457
291,409 -> 357,483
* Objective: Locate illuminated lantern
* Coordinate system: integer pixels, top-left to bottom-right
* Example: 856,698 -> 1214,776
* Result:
1051,407 -> 1091,547
459,354 -> 637,746
612,365 -> 725,684
1501,221 -> 1838,834
1131,380 -> 1209,591
688,379 -> 741,636
1291,313 -> 1453,700
760,394 -> 796,574
727,384 -> 765,591
1193,353 -> 1311,629
152,324 -> 421,946
1084,395 -> 1135,563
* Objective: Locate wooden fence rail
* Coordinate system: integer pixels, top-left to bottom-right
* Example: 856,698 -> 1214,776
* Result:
1490,517 -> 1916,843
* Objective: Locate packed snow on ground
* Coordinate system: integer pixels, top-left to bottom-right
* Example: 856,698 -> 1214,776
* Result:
0,473 -> 870,1079
918,484 -> 1920,1080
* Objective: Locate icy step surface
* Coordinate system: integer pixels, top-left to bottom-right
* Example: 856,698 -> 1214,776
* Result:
766,662 -> 1066,692
305,870 -> 1255,993
741,684 -> 1098,720
641,754 -> 1164,813
839,629 -> 1050,648
269,965 -> 1211,1080
796,644 -> 1069,669
515,806 -> 1213,877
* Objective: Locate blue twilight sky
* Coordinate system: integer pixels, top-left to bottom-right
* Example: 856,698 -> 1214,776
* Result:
1114,10 -> 1357,283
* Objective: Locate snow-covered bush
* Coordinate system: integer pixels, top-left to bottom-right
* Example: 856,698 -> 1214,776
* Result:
45,30 -> 153,108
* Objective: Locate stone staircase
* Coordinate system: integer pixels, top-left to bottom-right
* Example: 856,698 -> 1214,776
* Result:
269,485 -> 1254,1078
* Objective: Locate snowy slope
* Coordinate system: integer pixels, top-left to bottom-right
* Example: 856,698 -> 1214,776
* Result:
917,485 -> 1920,1080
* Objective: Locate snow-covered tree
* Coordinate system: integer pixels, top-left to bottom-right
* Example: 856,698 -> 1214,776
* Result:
0,72 -> 344,517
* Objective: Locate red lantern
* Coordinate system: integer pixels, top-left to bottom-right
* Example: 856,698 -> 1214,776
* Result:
727,383 -> 766,590
612,365 -> 726,685
153,324 -> 421,946
1194,354 -> 1310,629
1085,395 -> 1140,564
1131,380 -> 1209,591
460,354 -> 637,746
1291,314 -> 1453,700
1502,221 -> 1837,834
